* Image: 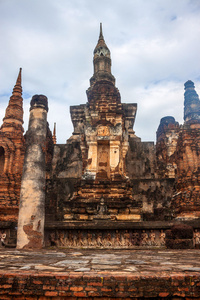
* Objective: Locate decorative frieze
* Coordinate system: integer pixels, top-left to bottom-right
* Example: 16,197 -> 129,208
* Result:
46,229 -> 167,248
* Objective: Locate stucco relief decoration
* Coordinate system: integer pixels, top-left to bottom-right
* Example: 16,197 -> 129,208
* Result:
97,126 -> 110,136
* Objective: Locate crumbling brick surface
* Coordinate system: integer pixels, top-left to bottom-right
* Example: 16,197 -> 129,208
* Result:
166,224 -> 194,249
0,271 -> 199,299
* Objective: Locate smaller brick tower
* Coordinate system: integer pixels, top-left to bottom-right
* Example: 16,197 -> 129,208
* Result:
173,81 -> 200,219
0,68 -> 25,222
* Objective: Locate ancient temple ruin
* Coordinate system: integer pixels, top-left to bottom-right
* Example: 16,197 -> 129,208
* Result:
0,25 -> 200,249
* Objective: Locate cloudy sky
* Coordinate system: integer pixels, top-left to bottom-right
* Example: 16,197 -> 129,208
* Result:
0,0 -> 200,143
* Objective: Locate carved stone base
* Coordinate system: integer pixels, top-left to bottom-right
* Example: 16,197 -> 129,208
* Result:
45,220 -> 200,249
45,229 -> 167,248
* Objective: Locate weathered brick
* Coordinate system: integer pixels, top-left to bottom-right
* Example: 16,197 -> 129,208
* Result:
85,286 -> 98,291
70,286 -> 83,292
44,291 -> 58,296
87,282 -> 103,286
159,292 -> 169,297
101,287 -> 112,292
56,285 -> 69,291
1,284 -> 12,289
43,285 -> 55,290
73,291 -> 87,297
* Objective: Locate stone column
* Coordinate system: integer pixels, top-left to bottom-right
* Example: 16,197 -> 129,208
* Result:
17,95 -> 48,249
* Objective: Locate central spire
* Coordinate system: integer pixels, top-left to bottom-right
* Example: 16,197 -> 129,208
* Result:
89,23 -> 115,87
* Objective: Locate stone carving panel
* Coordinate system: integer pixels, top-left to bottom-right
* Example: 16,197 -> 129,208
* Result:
46,229 -> 170,248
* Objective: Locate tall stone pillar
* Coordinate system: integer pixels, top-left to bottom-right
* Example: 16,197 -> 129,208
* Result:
17,95 -> 48,249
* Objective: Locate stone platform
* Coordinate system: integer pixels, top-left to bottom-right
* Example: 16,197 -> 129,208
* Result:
0,248 -> 200,299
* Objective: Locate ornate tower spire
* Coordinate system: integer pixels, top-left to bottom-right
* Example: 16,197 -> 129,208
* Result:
184,80 -> 200,124
1,68 -> 24,133
89,23 -> 115,87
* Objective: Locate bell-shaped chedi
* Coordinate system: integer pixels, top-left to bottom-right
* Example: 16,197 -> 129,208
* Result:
173,81 -> 200,220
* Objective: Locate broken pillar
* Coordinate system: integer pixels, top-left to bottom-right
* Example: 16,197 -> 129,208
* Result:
17,95 -> 48,249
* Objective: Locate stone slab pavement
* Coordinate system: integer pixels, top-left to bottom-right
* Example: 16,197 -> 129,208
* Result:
0,248 -> 199,274
0,248 -> 200,298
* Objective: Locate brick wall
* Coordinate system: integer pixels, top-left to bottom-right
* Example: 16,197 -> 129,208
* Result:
0,271 -> 199,299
